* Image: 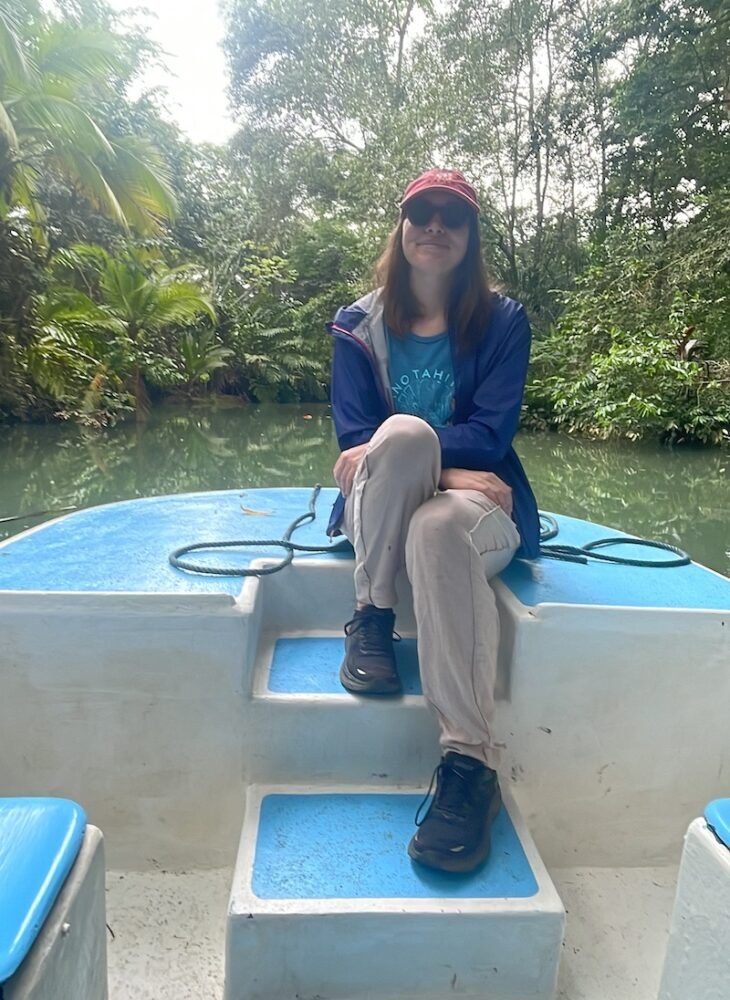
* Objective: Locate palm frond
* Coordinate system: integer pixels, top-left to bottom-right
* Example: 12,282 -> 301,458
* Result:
0,98 -> 18,149
28,314 -> 107,396
36,324 -> 101,359
9,161 -> 45,237
37,288 -> 129,338
46,146 -> 125,227
98,257 -> 144,319
36,25 -> 123,88
52,243 -> 111,279
16,90 -> 114,157
106,136 -> 178,232
151,282 -> 217,328
0,2 -> 36,85
179,329 -> 232,382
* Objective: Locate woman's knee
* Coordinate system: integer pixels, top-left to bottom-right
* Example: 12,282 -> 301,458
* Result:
405,494 -> 466,567
370,414 -> 439,466
406,491 -> 518,567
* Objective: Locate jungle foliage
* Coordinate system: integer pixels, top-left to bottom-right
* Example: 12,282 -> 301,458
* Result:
0,0 -> 728,442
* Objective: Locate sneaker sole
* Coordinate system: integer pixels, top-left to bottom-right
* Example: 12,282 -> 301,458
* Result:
339,660 -> 402,696
407,787 -> 503,874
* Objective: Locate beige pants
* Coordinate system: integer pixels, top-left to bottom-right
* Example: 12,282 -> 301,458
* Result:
343,414 -> 521,769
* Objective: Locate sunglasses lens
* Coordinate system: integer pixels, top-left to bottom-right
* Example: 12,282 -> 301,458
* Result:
404,198 -> 471,229
405,199 -> 433,226
441,202 -> 470,228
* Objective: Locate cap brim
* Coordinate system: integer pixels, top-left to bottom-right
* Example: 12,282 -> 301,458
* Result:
400,185 -> 480,213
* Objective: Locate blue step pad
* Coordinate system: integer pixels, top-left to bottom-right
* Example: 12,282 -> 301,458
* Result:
226,785 -> 565,1000
267,635 -> 422,695
0,798 -> 86,983
250,636 -> 438,784
253,792 -> 536,899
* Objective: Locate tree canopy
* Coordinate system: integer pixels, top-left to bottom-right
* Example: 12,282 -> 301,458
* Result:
0,0 -> 728,442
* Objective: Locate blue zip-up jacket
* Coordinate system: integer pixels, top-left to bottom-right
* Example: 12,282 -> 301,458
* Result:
326,289 -> 540,559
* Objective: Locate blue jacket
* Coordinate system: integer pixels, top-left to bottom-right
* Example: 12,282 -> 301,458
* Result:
327,289 -> 540,558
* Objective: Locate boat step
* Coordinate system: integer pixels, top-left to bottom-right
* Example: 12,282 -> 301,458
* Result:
225,784 -> 565,1000
248,633 -> 439,785
264,633 -> 422,695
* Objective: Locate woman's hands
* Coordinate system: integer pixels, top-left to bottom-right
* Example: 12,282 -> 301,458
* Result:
334,446 -> 512,516
333,443 -> 370,497
439,468 -> 513,515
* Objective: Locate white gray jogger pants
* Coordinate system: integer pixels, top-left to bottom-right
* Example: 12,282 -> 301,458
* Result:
342,414 -> 521,769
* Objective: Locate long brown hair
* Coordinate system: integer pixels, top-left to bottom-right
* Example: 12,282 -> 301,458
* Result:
374,213 -> 493,354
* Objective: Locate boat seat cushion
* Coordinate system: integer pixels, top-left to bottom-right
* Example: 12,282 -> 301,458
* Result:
0,798 -> 86,983
705,799 -> 730,850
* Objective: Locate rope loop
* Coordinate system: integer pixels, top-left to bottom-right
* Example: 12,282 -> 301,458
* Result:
538,514 -> 690,568
169,488 -> 691,576
169,485 -> 351,577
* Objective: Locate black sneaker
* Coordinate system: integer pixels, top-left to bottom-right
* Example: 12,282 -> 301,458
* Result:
339,606 -> 401,695
408,752 -> 502,873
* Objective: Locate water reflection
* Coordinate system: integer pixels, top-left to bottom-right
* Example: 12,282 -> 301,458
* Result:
1,404 -> 727,576
517,432 -> 729,576
0,403 -> 339,538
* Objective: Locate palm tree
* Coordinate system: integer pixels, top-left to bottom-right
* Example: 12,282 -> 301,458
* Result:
0,1 -> 176,234
179,329 -> 233,393
32,243 -> 217,419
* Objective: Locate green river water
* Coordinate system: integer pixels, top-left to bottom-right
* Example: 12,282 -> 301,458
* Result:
1,402 -> 728,577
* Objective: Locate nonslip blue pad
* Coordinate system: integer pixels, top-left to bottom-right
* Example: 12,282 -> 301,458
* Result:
2,488 -> 727,609
705,799 -> 730,850
252,793 -> 538,900
0,489 -> 348,596
268,636 -> 422,695
502,512 -> 730,610
0,798 -> 86,983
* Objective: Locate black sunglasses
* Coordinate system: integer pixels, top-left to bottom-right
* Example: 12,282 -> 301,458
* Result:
403,197 -> 473,229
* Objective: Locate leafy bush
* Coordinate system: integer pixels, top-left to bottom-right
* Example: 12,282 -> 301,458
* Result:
30,244 -> 216,423
526,211 -> 730,444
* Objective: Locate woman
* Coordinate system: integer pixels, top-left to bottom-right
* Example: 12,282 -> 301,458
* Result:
326,168 -> 540,873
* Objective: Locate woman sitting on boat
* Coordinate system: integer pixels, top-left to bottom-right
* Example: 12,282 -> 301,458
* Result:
327,168 -> 540,874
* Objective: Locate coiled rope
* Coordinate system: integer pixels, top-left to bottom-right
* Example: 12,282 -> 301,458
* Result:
169,484 -> 351,576
538,513 -> 690,567
169,486 -> 691,577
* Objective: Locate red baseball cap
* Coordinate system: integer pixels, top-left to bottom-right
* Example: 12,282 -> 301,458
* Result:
400,168 -> 480,213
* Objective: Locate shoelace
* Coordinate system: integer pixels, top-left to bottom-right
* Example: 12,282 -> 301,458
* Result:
344,614 -> 400,655
415,761 -> 473,827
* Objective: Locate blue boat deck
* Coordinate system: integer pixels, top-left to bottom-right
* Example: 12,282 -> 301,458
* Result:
0,488 -> 728,609
252,792 -> 538,899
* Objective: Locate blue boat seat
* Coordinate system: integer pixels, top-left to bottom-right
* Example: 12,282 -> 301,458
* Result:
705,799 -> 730,850
0,798 -> 86,983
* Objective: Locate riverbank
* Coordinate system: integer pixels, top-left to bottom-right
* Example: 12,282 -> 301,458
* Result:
1,403 -> 728,576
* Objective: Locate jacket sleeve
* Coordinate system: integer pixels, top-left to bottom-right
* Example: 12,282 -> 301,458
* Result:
436,304 -> 532,467
330,335 -> 385,450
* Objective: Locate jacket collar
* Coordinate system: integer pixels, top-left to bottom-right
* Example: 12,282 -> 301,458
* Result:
333,290 -> 393,408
